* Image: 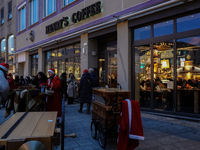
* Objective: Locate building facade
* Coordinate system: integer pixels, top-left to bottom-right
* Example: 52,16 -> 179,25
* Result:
0,0 -> 16,73
2,0 -> 200,117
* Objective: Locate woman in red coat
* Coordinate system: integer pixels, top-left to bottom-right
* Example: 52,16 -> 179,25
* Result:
41,68 -> 62,118
7,73 -> 15,90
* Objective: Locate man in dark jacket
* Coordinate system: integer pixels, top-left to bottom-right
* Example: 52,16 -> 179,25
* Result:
78,69 -> 92,114
88,68 -> 99,88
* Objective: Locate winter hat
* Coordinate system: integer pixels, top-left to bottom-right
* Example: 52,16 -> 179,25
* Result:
48,68 -> 55,74
0,63 -> 9,72
83,69 -> 88,74
88,68 -> 94,73
8,73 -> 12,77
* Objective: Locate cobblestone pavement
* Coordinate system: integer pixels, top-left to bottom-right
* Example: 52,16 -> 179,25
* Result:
0,103 -> 200,150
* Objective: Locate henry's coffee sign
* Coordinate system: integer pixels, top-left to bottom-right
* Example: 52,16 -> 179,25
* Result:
46,1 -> 101,34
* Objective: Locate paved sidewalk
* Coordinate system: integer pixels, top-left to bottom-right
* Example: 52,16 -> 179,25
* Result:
0,103 -> 200,150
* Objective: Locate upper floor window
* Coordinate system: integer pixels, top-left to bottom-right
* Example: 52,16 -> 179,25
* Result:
63,0 -> 75,7
8,1 -> 12,20
44,0 -> 56,18
134,26 -> 151,41
177,12 -> 200,33
153,20 -> 173,37
1,8 -> 4,25
19,5 -> 26,31
30,0 -> 39,25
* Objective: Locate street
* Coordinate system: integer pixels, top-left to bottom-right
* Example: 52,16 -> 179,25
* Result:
0,103 -> 200,150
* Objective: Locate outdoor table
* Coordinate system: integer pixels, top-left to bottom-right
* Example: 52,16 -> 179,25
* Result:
0,112 -> 58,150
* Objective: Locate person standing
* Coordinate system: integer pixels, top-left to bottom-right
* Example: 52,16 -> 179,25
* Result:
67,73 -> 77,104
40,68 -> 62,118
88,68 -> 99,88
0,63 -> 10,109
60,72 -> 67,99
14,75 -> 22,89
7,73 -> 15,91
34,72 -> 48,89
78,69 -> 93,114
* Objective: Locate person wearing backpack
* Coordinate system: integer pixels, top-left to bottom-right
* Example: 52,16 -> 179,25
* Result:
78,69 -> 93,114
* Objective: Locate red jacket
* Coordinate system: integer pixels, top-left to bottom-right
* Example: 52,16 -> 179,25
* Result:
117,99 -> 144,150
41,75 -> 62,117
7,77 -> 15,90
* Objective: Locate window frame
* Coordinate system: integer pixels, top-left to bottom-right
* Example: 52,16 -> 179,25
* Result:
1,8 -> 4,25
29,0 -> 39,26
19,5 -> 26,32
8,1 -> 12,20
43,0 -> 56,18
63,0 -> 75,7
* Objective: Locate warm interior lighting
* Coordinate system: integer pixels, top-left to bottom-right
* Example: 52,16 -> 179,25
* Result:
161,59 -> 169,68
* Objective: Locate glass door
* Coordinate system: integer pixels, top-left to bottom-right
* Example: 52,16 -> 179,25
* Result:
108,53 -> 117,88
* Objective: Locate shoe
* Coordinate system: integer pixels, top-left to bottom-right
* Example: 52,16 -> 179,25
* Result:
78,109 -> 82,113
78,103 -> 83,113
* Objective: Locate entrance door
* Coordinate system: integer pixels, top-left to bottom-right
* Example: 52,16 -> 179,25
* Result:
108,53 -> 117,88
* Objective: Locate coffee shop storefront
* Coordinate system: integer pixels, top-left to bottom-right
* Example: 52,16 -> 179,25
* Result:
130,0 -> 200,116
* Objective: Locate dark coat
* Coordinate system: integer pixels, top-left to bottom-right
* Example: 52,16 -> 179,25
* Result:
60,75 -> 67,94
90,72 -> 99,88
79,72 -> 92,103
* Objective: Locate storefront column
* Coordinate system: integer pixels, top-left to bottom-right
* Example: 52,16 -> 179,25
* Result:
117,21 -> 131,91
38,47 -> 43,72
25,52 -> 31,76
81,33 -> 89,74
81,33 -> 98,74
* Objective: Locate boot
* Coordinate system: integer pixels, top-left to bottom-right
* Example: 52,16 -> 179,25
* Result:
87,103 -> 91,114
78,103 -> 83,113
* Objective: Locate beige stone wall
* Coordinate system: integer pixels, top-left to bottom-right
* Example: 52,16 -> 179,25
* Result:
117,21 -> 131,91
15,0 -> 160,51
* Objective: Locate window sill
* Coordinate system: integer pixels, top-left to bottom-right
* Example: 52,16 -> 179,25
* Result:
29,21 -> 39,28
0,23 -> 4,26
18,28 -> 26,34
61,0 -> 77,10
7,18 -> 12,21
42,12 -> 56,21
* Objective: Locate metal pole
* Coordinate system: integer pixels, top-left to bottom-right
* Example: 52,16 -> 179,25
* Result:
61,94 -> 65,150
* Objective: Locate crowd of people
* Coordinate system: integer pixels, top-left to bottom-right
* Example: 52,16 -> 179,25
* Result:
0,62 -> 99,117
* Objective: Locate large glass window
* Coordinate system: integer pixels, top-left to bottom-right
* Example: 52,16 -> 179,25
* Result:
30,0 -> 39,25
154,20 -> 173,37
177,36 -> 200,114
45,43 -> 80,79
153,41 -> 174,111
8,1 -> 12,20
134,26 -> 151,41
63,0 -> 75,7
19,6 -> 26,31
1,8 -> 4,25
177,12 -> 200,33
1,39 -> 6,59
8,35 -> 14,64
44,0 -> 56,18
31,54 -> 38,76
58,60 -> 64,77
135,45 -> 151,108
74,56 -> 81,80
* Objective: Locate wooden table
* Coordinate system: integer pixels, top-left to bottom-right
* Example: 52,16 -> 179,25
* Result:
0,112 -> 58,150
